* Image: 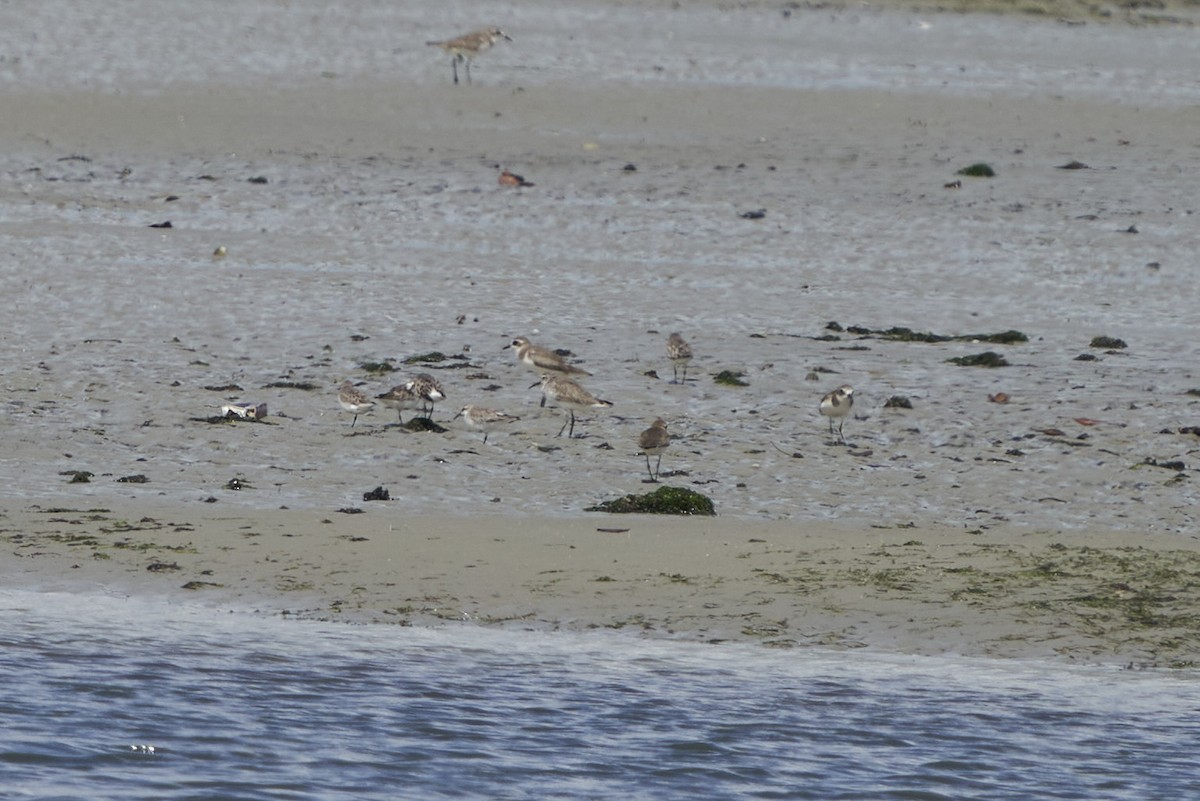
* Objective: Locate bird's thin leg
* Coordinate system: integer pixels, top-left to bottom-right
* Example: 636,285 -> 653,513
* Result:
655,453 -> 662,481
465,59 -> 472,84
644,454 -> 655,482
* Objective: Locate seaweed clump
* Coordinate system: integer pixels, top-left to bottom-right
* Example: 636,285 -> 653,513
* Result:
947,351 -> 1009,368
1090,336 -> 1128,350
714,370 -> 749,387
957,163 -> 995,177
587,486 -> 715,516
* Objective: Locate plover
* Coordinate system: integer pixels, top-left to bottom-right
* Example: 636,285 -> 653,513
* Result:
666,332 -> 693,384
638,417 -> 670,482
509,337 -> 592,394
406,373 -> 446,418
819,384 -> 855,443
499,169 -> 534,188
376,384 -> 422,423
426,27 -> 512,85
535,374 -> 612,438
338,380 -> 374,427
453,404 -> 520,443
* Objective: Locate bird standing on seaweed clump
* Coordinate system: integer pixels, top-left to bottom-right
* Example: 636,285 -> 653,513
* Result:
426,27 -> 512,85
819,384 -> 854,443
405,373 -> 446,419
638,418 -> 670,482
376,384 -> 422,424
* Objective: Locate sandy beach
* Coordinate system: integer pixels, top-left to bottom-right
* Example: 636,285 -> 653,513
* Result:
2,0 -> 1199,666
5,500 -> 1200,667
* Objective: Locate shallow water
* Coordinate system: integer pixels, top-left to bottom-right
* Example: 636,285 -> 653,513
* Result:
2,0 -> 1199,531
2,589 -> 1198,800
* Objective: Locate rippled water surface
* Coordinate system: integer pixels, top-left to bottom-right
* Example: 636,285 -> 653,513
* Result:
2,585 -> 1200,796
2,590 -> 1198,800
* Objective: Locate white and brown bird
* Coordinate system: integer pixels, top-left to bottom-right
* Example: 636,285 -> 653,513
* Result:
819,384 -> 855,443
666,332 -> 693,384
405,373 -> 446,418
376,383 -> 422,424
453,404 -> 520,443
535,374 -> 612,438
638,417 -> 670,482
338,380 -> 374,427
499,169 -> 534,188
426,27 -> 512,85
509,337 -> 592,397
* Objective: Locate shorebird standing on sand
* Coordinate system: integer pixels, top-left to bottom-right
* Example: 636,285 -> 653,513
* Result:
666,332 -> 693,384
510,336 -> 592,407
819,385 -> 855,443
338,380 -> 374,427
453,404 -> 520,444
535,374 -> 612,438
638,418 -> 670,482
426,28 -> 512,85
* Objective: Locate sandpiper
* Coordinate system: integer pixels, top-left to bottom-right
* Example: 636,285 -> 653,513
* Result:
820,385 -> 855,443
453,404 -> 520,443
406,373 -> 446,418
666,332 -> 693,384
338,380 -> 374,427
499,169 -> 534,188
638,418 -> 670,482
376,384 -> 422,424
509,337 -> 592,397
535,374 -> 612,438
426,27 -> 512,85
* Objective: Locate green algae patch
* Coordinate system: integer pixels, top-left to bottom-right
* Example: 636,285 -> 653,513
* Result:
587,486 -> 716,516
1090,336 -> 1128,349
948,351 -> 1010,367
400,417 -> 448,433
957,163 -> 995,177
358,360 -> 397,374
404,351 -> 447,364
713,370 -> 749,387
834,324 -> 1028,344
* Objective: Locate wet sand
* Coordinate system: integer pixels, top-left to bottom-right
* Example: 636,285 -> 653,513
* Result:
5,501 -> 1200,667
2,0 -> 1199,665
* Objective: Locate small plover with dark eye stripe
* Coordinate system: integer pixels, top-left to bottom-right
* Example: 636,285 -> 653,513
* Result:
509,337 -> 592,381
638,418 -> 670,482
426,27 -> 512,85
819,385 -> 854,443
453,404 -> 520,443
666,332 -> 693,384
338,380 -> 374,427
534,374 -> 612,438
